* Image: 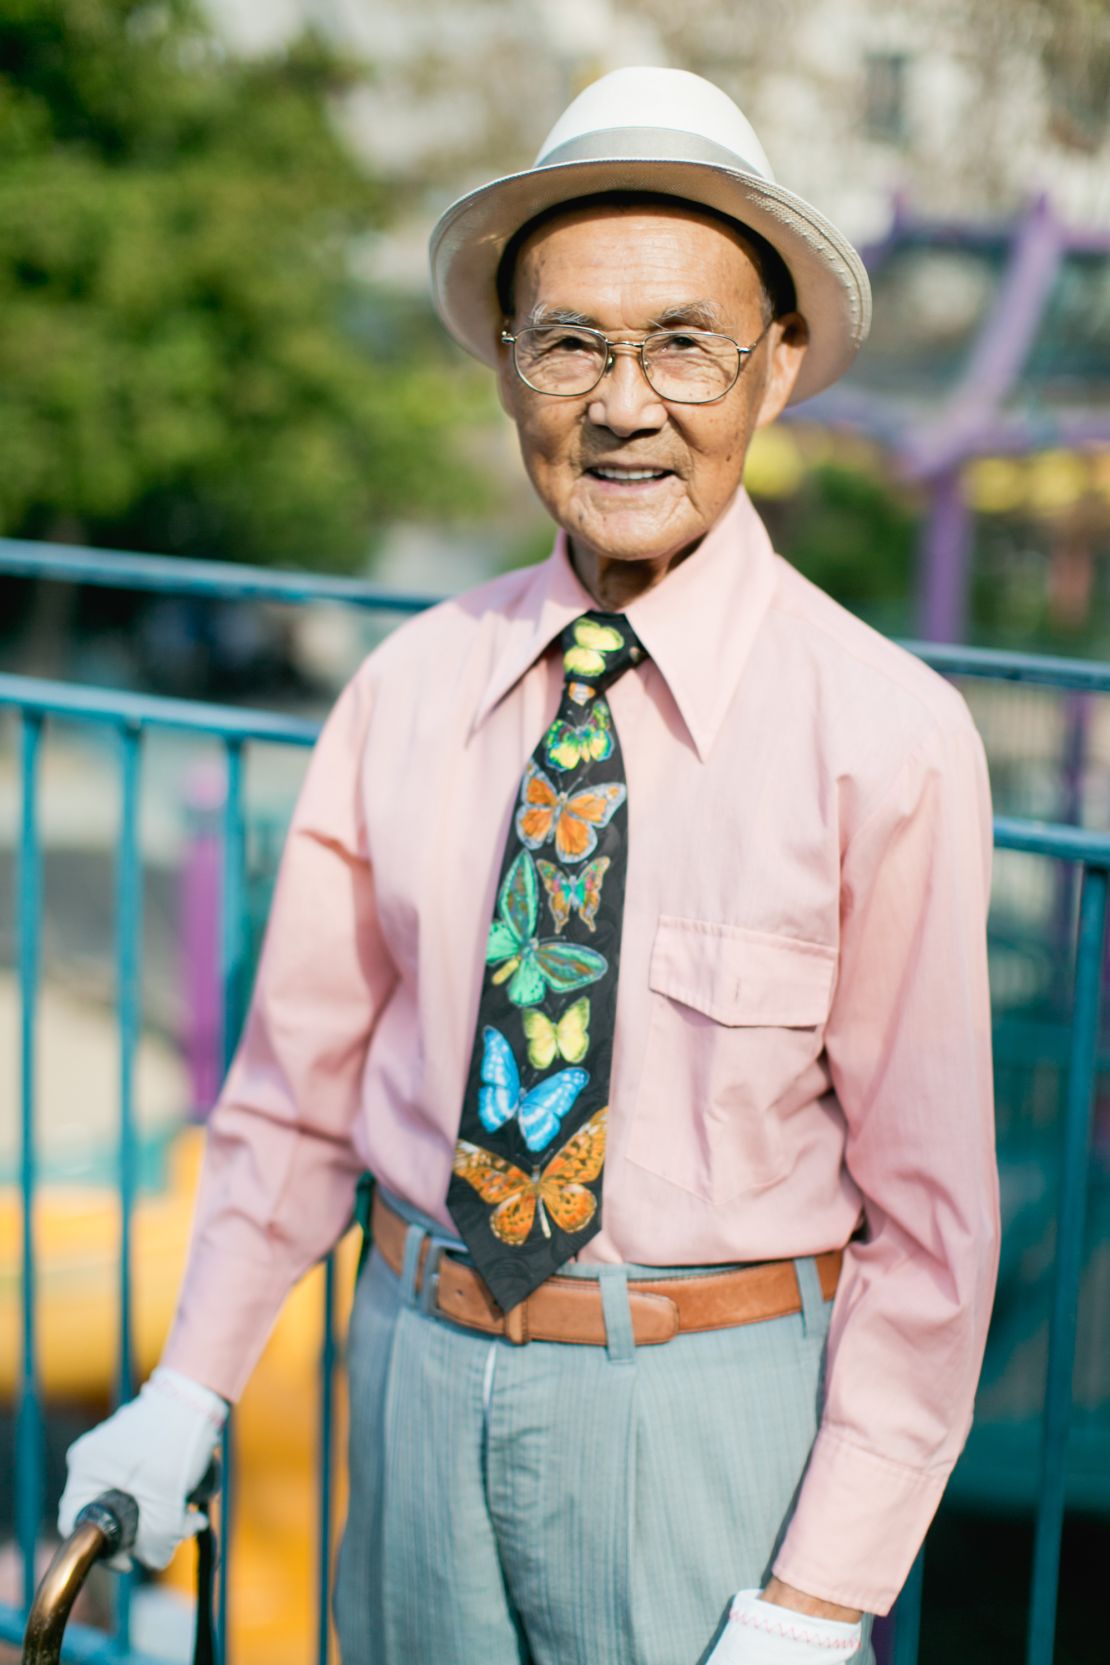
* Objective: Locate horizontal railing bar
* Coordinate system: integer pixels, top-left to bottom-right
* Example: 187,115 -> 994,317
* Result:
5,538 -> 1110,696
993,816 -> 1110,863
5,678 -> 1110,864
0,674 -> 319,744
0,537 -> 436,613
899,640 -> 1110,693
6,537 -> 1110,694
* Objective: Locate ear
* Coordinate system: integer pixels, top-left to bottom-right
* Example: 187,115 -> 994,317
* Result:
753,313 -> 808,429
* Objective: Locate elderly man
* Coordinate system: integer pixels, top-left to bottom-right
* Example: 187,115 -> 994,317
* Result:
60,67 -> 1000,1665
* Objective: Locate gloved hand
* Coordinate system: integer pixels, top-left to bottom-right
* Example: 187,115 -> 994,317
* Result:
705,1589 -> 863,1662
58,1366 -> 227,1571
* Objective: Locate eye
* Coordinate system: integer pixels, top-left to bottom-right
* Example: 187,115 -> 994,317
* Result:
529,328 -> 595,355
551,332 -> 595,353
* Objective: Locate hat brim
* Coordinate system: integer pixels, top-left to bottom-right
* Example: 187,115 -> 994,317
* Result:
429,155 -> 872,406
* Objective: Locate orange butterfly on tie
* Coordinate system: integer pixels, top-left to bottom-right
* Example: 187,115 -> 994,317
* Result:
452,1107 -> 608,1245
515,761 -> 626,864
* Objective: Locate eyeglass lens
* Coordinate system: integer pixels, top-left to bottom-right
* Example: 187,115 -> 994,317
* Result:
514,327 -> 741,401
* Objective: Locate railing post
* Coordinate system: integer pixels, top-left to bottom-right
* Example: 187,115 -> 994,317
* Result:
115,720 -> 143,1406
317,1255 -> 338,1665
890,1549 -> 925,1665
216,736 -> 248,1665
182,762 -> 227,1116
16,713 -> 44,1617
221,738 -> 248,1064
113,719 -> 144,1654
1026,861 -> 1109,1665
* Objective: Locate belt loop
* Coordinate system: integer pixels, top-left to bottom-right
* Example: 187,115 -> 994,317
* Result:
795,1255 -> 826,1337
418,1239 -> 452,1318
598,1266 -> 636,1366
399,1223 -> 425,1309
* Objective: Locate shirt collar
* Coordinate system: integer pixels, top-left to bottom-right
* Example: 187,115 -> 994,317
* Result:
470,487 -> 778,762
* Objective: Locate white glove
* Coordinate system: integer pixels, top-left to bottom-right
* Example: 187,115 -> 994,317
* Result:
58,1367 -> 227,1571
705,1589 -> 862,1662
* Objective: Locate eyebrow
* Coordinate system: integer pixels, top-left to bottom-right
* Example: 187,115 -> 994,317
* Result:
651,300 -> 726,330
525,299 -> 727,331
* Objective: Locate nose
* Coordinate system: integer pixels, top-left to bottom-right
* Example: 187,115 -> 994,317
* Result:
585,344 -> 667,436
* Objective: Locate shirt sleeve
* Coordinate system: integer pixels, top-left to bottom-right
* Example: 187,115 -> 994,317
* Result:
771,708 -> 1000,1614
160,660 -> 397,1401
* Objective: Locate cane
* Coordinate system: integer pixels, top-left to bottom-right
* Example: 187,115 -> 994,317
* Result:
22,1462 -> 221,1665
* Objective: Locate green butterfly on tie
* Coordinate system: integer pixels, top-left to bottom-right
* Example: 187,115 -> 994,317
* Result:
485,850 -> 608,1008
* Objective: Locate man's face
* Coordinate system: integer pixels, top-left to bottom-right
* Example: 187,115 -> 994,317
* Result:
497,202 -> 807,586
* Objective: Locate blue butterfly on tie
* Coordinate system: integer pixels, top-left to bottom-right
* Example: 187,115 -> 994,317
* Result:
478,1026 -> 589,1153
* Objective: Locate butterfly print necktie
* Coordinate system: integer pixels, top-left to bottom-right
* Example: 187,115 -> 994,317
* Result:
447,612 -> 646,1312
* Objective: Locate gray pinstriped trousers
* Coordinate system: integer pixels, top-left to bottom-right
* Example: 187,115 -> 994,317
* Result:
333,1195 -> 875,1665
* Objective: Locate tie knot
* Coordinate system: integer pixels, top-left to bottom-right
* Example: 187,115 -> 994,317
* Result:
560,612 -> 646,694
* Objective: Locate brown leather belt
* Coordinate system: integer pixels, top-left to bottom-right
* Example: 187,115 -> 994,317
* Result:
370,1190 -> 842,1347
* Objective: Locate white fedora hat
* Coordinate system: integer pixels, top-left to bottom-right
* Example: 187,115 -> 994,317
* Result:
429,66 -> 871,406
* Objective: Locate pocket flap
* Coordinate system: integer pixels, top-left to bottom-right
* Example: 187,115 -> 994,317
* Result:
648,916 -> 836,1027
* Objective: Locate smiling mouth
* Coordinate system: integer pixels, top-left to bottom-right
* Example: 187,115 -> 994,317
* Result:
585,465 -> 673,483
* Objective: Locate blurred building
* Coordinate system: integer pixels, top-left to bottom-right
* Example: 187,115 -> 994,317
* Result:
206,0 -> 1110,269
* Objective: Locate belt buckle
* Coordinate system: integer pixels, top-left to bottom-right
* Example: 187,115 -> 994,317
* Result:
417,1236 -> 457,1319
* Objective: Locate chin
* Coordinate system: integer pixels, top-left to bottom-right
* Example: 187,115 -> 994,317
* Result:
562,507 -> 691,562
578,522 -> 700,569
589,541 -> 676,566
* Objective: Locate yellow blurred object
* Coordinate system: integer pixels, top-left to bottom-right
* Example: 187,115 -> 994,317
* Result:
743,427 -> 806,499
1027,449 -> 1091,515
966,456 -> 1027,515
1,1125 -> 360,1665
966,449 -> 1110,518
1087,448 -> 1110,505
0,1131 -> 204,1397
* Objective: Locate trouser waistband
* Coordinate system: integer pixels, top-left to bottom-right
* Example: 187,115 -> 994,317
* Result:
370,1186 -> 841,1349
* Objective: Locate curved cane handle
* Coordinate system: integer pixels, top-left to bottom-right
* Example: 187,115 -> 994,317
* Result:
21,1490 -> 139,1665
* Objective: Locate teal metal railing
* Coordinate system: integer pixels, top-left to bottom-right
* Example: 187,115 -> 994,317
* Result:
4,681 -> 324,1665
1,538 -> 1108,1665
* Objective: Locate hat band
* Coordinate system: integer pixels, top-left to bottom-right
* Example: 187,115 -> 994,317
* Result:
537,126 -> 773,184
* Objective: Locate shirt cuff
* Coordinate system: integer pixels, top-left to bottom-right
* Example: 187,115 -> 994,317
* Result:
771,1427 -> 949,1614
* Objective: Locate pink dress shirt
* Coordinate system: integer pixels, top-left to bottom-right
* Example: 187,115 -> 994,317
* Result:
162,487 -> 1000,1613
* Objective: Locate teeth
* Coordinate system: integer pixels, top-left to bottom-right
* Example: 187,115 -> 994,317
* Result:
592,467 -> 666,481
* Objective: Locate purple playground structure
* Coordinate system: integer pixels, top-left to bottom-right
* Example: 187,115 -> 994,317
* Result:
785,194 -> 1110,645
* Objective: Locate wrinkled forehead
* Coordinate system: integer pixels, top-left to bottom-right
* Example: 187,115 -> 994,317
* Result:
498,193 -> 777,324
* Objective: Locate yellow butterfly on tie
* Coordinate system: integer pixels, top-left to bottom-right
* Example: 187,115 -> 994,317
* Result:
562,618 -> 626,678
522,996 -> 591,1069
452,1107 -> 608,1245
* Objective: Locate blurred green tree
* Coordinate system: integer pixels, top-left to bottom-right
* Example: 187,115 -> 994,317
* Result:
759,461 -> 918,636
0,0 -> 489,568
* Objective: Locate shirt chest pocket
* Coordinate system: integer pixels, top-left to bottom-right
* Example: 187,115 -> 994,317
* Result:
623,916 -> 837,1206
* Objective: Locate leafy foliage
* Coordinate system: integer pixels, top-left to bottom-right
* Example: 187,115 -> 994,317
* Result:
0,0 -> 489,567
762,460 -> 917,634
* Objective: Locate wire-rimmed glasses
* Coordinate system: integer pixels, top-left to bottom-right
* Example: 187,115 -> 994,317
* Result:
499,321 -> 770,403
